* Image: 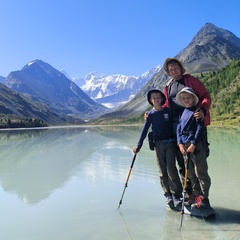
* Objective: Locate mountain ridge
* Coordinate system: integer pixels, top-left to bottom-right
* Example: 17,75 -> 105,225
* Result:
175,22 -> 240,73
3,60 -> 110,123
0,82 -> 85,126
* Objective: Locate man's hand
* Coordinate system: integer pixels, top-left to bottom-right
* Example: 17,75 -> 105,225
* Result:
194,108 -> 204,120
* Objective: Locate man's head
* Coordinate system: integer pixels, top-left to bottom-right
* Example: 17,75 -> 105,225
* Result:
163,58 -> 186,78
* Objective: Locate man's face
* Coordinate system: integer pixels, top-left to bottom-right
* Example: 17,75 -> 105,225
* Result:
168,62 -> 182,80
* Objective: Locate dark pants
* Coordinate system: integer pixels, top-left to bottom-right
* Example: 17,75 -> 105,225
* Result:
155,141 -> 182,197
186,141 -> 211,198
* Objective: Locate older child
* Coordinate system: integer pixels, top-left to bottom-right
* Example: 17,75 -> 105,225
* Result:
176,87 -> 211,209
133,89 -> 182,209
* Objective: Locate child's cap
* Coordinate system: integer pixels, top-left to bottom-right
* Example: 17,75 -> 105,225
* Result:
175,87 -> 199,107
147,89 -> 166,106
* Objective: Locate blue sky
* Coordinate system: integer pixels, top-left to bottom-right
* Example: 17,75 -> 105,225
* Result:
0,0 -> 239,78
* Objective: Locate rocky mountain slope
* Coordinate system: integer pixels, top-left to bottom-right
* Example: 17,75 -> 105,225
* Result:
3,60 -> 110,122
176,22 -> 240,73
0,83 -> 84,125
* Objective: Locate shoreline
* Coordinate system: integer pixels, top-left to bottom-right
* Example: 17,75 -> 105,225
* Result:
0,122 -> 240,131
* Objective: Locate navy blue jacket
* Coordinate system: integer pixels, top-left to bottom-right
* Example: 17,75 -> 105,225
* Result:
176,107 -> 204,145
137,108 -> 175,149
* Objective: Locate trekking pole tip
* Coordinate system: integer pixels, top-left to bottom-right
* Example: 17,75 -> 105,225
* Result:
117,200 -> 122,209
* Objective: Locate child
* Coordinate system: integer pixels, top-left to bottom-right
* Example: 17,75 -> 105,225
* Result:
133,89 -> 182,209
175,87 -> 211,209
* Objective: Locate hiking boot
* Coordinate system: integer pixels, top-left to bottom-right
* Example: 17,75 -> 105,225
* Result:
165,194 -> 174,209
172,195 -> 182,208
184,194 -> 196,206
191,196 -> 211,209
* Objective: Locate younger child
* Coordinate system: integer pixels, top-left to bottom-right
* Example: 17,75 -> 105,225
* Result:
175,87 -> 211,209
133,89 -> 182,209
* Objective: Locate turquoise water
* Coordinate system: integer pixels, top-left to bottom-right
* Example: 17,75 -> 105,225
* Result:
0,126 -> 239,240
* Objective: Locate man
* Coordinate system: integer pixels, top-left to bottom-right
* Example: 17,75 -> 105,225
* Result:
162,58 -> 211,131
162,58 -> 211,196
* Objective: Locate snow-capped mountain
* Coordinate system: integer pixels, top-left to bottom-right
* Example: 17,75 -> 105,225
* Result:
80,72 -> 136,99
68,66 -> 161,109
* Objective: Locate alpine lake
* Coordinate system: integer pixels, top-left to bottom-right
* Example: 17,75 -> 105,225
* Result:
0,125 -> 239,240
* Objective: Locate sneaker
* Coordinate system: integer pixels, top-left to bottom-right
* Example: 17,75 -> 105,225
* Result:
172,195 -> 182,208
191,196 -> 211,209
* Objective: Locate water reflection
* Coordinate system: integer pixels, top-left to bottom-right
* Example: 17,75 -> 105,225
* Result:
0,126 -> 143,205
0,127 -> 87,204
0,126 -> 239,240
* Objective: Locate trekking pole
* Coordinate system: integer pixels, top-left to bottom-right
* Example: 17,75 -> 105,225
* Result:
118,153 -> 137,209
180,153 -> 190,229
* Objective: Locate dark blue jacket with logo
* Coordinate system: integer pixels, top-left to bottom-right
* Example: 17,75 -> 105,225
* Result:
137,107 -> 175,150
